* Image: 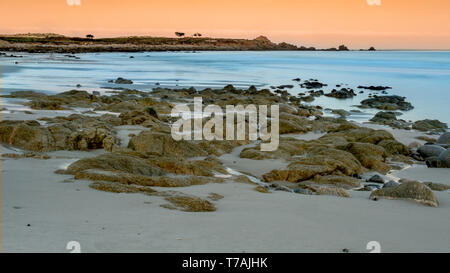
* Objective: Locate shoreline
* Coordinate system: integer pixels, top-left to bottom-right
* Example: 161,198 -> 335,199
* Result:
1,58 -> 449,252
0,33 -> 371,53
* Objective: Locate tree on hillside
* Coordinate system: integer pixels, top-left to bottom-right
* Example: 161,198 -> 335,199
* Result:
86,34 -> 94,39
175,32 -> 185,38
193,33 -> 202,37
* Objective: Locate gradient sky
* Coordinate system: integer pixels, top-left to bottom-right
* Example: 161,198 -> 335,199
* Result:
1,0 -> 449,49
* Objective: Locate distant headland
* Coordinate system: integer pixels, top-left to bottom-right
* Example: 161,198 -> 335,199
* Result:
0,33 -> 376,53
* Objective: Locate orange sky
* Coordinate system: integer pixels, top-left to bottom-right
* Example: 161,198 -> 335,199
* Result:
1,0 -> 449,49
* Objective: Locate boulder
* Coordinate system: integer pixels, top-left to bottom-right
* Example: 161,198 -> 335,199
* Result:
360,95 -> 413,111
346,142 -> 390,173
368,174 -> 385,184
437,132 -> 450,145
370,181 -> 439,207
412,119 -> 448,133
417,144 -> 446,158
437,149 -> 450,168
383,181 -> 400,188
263,146 -> 364,182
0,120 -> 54,152
66,153 -> 166,177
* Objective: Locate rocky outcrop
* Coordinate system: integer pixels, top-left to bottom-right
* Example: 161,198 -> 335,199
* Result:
437,132 -> 450,145
370,111 -> 410,130
412,119 -> 448,133
370,181 -> 439,207
359,95 -> 414,111
325,88 -> 356,99
262,146 -> 364,182
417,144 -> 446,158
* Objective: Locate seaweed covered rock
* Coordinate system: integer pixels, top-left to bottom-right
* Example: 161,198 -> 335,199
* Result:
263,146 -> 364,182
412,119 -> 448,133
0,120 -> 54,152
360,95 -> 414,111
370,181 -> 439,207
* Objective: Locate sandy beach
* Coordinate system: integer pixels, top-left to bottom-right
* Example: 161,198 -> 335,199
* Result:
1,51 -> 450,253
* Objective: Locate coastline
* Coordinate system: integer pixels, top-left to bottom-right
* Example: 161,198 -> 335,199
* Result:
1,49 -> 449,253
0,34 -> 366,53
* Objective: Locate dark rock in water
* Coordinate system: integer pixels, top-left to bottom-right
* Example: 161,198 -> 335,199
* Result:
383,181 -> 400,189
437,132 -> 450,145
113,77 -> 133,84
292,78 -> 301,82
370,111 -> 410,130
92,91 -> 101,96
412,119 -> 448,133
438,149 -> 450,168
368,174 -> 385,184
371,111 -> 398,121
357,85 -> 391,91
360,95 -> 414,111
277,85 -> 294,89
76,84 -> 82,88
325,88 -> 356,99
370,181 -> 439,207
300,80 -> 327,89
417,144 -> 446,158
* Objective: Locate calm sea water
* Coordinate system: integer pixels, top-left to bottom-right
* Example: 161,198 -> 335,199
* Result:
1,51 -> 450,124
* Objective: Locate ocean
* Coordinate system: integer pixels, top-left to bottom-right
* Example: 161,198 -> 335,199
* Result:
1,50 -> 450,124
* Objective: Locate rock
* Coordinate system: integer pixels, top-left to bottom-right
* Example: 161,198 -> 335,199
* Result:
437,149 -> 450,167
263,146 -> 364,183
331,109 -> 351,118
346,143 -> 390,173
128,131 -> 207,158
325,88 -> 356,99
306,175 -> 361,189
360,95 -> 414,111
370,111 -> 410,130
417,144 -> 446,158
278,113 -> 311,134
254,186 -> 271,193
113,77 -> 133,84
357,86 -> 391,91
437,132 -> 450,144
316,186 -> 350,198
412,119 -> 448,133
425,156 -> 445,168
370,181 -> 439,207
423,182 -> 450,191
162,195 -> 216,212
300,80 -> 327,89
66,153 -> 166,177
368,174 -> 385,184
383,181 -> 400,188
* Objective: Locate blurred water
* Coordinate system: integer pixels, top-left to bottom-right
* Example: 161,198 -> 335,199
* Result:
1,51 -> 449,123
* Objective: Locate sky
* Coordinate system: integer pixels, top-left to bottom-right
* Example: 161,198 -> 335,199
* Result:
0,0 -> 449,49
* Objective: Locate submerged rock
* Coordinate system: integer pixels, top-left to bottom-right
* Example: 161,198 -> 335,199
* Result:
370,181 -> 439,207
